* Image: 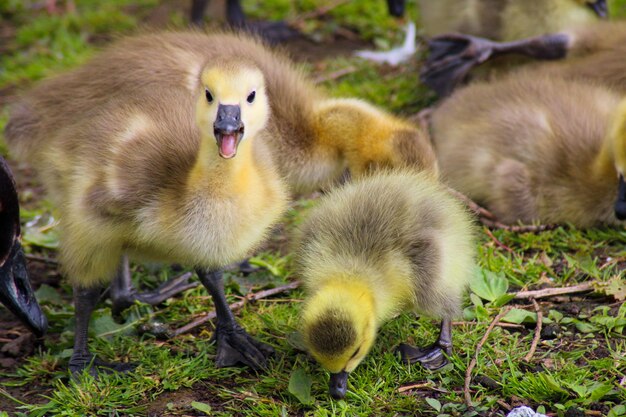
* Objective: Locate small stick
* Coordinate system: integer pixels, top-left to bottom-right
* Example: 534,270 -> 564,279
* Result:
514,283 -> 594,300
289,0 -> 350,26
496,399 -> 512,412
397,382 -> 431,393
452,321 -> 524,329
464,306 -> 513,408
24,253 -> 58,265
445,188 -> 556,232
172,281 -> 301,337
524,299 -> 543,362
446,187 -> 497,221
483,227 -> 514,254
314,66 -> 357,84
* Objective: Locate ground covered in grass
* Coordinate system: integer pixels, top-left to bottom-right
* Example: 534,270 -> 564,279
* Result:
1,1 -> 626,416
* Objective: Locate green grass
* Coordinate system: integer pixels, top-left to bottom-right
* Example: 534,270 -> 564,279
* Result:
1,1 -> 626,416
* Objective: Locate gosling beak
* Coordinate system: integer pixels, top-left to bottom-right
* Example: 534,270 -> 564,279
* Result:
386,0 -> 405,17
214,104 -> 244,159
0,239 -> 47,337
614,174 -> 626,220
588,0 -> 608,19
329,370 -> 349,399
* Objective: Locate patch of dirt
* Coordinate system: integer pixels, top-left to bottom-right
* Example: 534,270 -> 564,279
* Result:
146,379 -> 238,416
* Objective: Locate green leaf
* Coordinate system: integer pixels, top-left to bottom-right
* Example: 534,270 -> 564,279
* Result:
287,331 -> 307,352
608,404 -> 626,417
469,293 -> 483,308
35,284 -> 63,305
549,309 -> 564,323
288,368 -> 314,405
502,308 -> 537,324
22,228 -> 60,249
491,293 -> 515,307
470,270 -> 509,302
424,398 -> 442,412
191,401 -> 212,414
475,305 -> 490,322
90,313 -> 131,338
574,321 -> 598,333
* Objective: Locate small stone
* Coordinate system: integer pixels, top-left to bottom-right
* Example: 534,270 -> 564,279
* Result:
540,322 -> 560,339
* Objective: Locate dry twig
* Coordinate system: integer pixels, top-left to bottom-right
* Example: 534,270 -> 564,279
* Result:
446,188 -> 556,232
452,321 -> 524,329
514,283 -> 594,300
523,299 -> 543,362
172,281 -> 301,336
397,383 -> 431,393
483,227 -> 514,254
464,306 -> 512,408
314,66 -> 357,84
289,0 -> 350,26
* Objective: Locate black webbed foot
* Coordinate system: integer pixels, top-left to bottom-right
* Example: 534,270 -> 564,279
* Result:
398,342 -> 450,370
69,352 -> 136,377
110,258 -> 198,320
213,324 -> 274,370
420,33 -> 497,96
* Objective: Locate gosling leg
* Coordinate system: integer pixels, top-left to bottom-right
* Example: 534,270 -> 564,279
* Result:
420,32 -> 570,96
398,318 -> 452,370
110,255 -> 198,319
69,285 -> 135,375
196,268 -> 274,370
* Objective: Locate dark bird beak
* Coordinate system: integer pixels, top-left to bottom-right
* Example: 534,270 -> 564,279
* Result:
214,104 -> 244,159
588,0 -> 608,19
0,241 -> 47,337
0,158 -> 47,337
614,174 -> 626,220
386,0 -> 405,17
329,370 -> 349,399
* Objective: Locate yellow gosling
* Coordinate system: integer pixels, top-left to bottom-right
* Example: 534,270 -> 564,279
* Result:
297,170 -> 475,398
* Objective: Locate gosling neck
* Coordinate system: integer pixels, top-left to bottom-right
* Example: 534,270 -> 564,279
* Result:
189,133 -> 258,188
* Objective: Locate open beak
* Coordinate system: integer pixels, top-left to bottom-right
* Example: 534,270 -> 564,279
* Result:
614,174 -> 626,220
214,104 -> 244,159
588,0 -> 608,19
386,0 -> 405,17
0,158 -> 47,337
329,370 -> 349,399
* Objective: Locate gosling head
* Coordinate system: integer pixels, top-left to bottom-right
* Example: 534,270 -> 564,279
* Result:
301,289 -> 377,399
196,62 -> 269,159
582,0 -> 608,18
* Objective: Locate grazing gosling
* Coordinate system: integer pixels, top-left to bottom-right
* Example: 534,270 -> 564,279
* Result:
297,170 -> 475,399
431,71 -> 626,227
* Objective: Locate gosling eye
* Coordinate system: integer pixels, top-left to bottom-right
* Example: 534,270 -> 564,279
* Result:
247,91 -> 256,103
349,346 -> 360,360
205,89 -> 213,104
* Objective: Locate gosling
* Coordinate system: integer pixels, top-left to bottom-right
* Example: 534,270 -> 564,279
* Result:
431,71 -> 626,227
297,170 -> 475,399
